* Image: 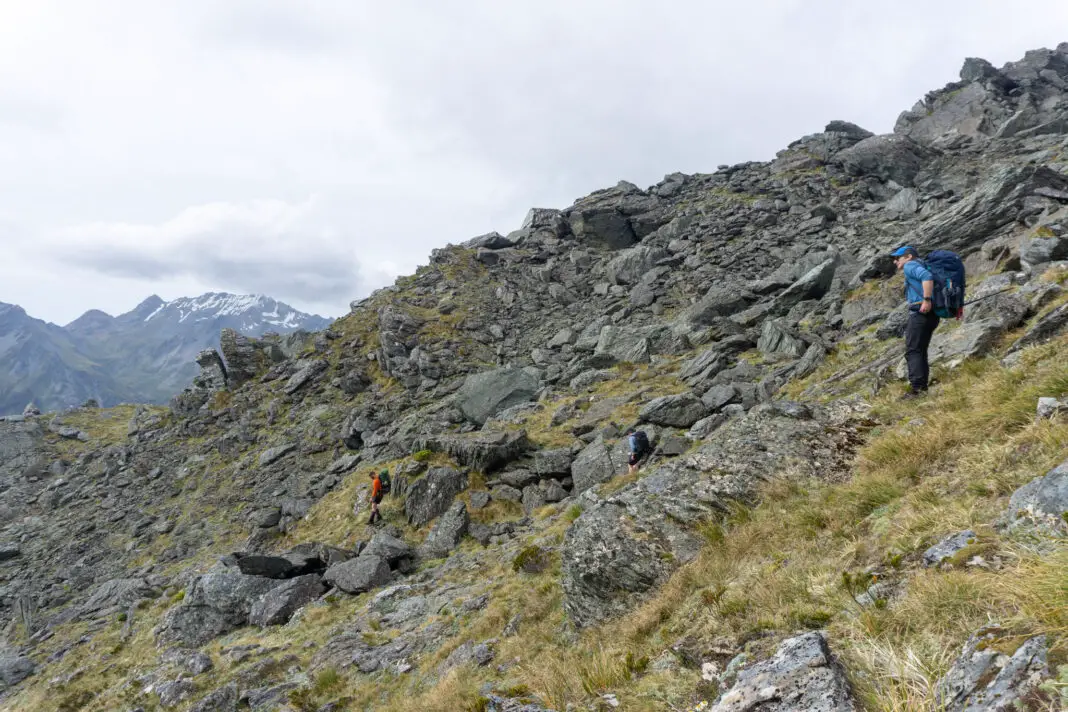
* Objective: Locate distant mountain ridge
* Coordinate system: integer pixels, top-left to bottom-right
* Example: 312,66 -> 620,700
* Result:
0,293 -> 332,415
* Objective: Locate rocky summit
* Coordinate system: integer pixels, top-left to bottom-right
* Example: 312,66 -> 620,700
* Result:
2,46 -> 1068,712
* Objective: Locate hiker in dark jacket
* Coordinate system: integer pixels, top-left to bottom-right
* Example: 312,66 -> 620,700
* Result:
892,245 -> 939,398
625,428 -> 650,476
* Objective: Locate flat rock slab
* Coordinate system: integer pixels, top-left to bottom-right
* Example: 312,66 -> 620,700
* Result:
936,629 -> 1048,711
323,555 -> 391,594
1005,458 -> 1068,535
249,574 -> 326,626
712,632 -> 855,711
923,530 -> 977,568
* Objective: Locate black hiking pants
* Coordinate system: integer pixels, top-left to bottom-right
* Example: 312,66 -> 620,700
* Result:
905,310 -> 940,391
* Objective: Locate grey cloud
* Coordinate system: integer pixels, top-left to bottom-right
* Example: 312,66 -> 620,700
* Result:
0,95 -> 64,133
70,248 -> 361,306
197,1 -> 341,54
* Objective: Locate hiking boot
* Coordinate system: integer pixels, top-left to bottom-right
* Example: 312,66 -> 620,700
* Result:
899,388 -> 926,401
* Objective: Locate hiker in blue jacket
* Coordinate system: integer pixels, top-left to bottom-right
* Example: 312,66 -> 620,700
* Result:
892,245 -> 939,398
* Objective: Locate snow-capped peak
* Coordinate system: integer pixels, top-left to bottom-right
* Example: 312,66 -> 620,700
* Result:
139,292 -> 329,332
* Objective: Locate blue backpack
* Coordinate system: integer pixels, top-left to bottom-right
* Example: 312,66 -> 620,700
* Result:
920,250 -> 966,319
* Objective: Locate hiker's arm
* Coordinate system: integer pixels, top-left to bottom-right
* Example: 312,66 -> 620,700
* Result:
920,279 -> 934,313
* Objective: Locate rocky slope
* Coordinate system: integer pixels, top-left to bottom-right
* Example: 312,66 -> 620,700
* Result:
0,294 -> 331,415
2,46 -> 1068,711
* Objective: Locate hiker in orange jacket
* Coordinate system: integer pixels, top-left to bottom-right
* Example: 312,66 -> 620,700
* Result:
368,471 -> 383,525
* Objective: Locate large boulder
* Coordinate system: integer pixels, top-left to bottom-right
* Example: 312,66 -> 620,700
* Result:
639,393 -> 708,428
0,653 -> 35,691
834,133 -> 934,186
405,467 -> 468,528
323,555 -> 392,594
419,501 -> 470,559
412,430 -> 530,473
910,165 -> 1068,254
157,571 -> 282,647
936,629 -> 1049,712
79,578 -> 157,618
362,532 -> 415,568
458,368 -> 540,425
1003,458 -> 1068,536
563,403 -> 851,627
711,632 -> 855,711
605,245 -> 670,285
681,287 -> 755,325
897,319 -> 1007,377
248,575 -> 326,626
534,448 -> 574,477
219,328 -> 266,387
570,437 -> 625,494
1006,303 -> 1068,355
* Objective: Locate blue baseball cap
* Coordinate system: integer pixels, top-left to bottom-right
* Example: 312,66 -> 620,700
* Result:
890,245 -> 918,257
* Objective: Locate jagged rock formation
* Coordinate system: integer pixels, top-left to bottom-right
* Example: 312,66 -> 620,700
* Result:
3,44 -> 1068,711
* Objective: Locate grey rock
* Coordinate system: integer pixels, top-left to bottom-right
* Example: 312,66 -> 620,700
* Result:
161,648 -> 214,676
534,448 -> 573,476
323,555 -> 391,594
249,574 -> 326,626
1021,236 -> 1068,266
711,632 -> 855,711
0,654 -> 35,691
656,434 -> 690,456
80,578 -> 157,617
413,430 -> 530,473
157,571 -> 283,647
522,485 -> 548,514
0,543 -> 20,561
362,532 -> 415,567
758,320 -> 809,358
911,166 -> 1068,254
606,245 -> 670,285
190,683 -> 239,712
639,393 -> 708,428
420,501 -> 469,558
563,405 -> 838,626
1036,397 -> 1068,419
194,349 -> 229,391
458,368 -> 539,425
1006,303 -> 1068,354
923,530 -> 977,568
249,507 -> 281,529
440,640 -> 496,673
405,466 -> 468,528
219,329 -> 264,387
936,630 -> 1048,712
687,414 -> 727,440
701,385 -> 738,412
470,491 -> 491,509
232,554 -> 296,579
498,469 -> 539,489
835,133 -> 933,186
570,437 -> 623,494
885,187 -> 919,215
570,368 -> 615,391
896,319 -> 1006,377
542,479 -> 568,503
463,231 -> 514,250
773,257 -> 839,309
283,359 -> 328,395
1004,458 -> 1068,535
682,287 -> 755,325
158,679 -> 197,708
258,443 -> 296,467
491,484 -> 523,502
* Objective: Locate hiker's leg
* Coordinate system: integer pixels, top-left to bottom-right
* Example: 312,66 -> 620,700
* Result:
918,314 -> 940,389
904,312 -> 926,391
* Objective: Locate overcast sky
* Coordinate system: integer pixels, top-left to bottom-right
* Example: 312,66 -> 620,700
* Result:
2,1 -> 1067,325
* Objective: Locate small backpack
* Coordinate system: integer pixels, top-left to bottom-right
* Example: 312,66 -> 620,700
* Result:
632,430 -> 650,455
919,250 -> 966,319
379,472 -> 392,495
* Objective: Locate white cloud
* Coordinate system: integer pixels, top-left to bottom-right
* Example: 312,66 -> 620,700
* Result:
2,0 -> 1068,324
